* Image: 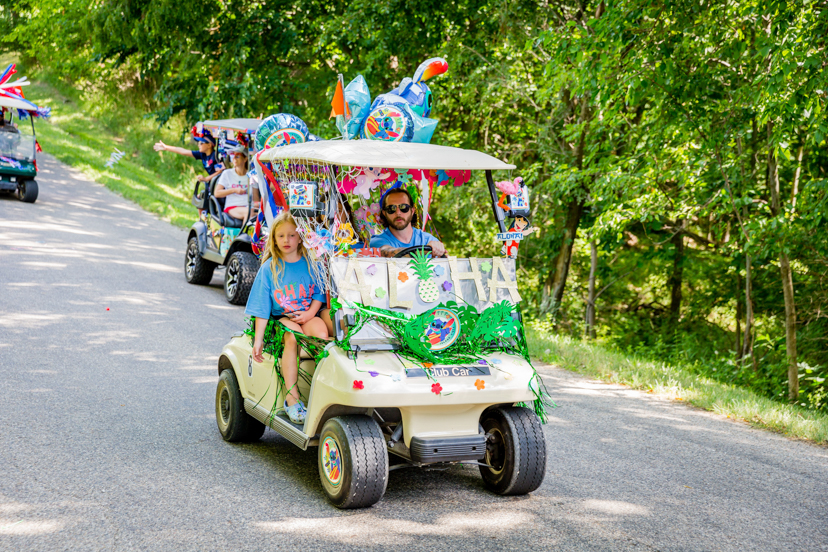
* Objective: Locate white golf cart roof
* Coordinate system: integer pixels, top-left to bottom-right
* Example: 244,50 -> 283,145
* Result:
0,96 -> 38,111
201,118 -> 262,134
257,140 -> 516,171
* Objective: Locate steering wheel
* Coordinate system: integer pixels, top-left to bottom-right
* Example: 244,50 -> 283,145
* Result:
392,245 -> 447,259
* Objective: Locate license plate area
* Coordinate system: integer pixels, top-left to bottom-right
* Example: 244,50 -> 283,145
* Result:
405,365 -> 491,378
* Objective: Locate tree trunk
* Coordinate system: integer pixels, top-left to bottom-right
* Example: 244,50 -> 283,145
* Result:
741,255 -> 755,370
542,198 -> 585,314
736,273 -> 742,358
668,223 -> 684,333
586,240 -> 597,339
766,128 -> 798,400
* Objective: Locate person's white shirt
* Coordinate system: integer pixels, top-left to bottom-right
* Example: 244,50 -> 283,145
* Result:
217,169 -> 249,209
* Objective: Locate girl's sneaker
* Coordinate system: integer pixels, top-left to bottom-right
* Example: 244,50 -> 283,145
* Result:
284,400 -> 306,424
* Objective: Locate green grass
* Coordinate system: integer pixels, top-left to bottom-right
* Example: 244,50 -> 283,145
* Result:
527,326 -> 828,445
3,53 -> 199,228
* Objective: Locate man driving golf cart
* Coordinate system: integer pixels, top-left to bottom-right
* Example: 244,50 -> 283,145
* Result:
370,186 -> 447,257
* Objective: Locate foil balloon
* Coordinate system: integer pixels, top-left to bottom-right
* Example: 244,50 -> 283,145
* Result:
255,113 -> 309,151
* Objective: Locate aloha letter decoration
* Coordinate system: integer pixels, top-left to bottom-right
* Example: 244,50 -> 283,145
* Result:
447,257 -> 486,303
488,257 -> 521,303
387,261 -> 413,309
338,257 -> 374,306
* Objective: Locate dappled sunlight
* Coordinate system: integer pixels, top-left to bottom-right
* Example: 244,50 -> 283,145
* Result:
205,304 -> 236,311
253,507 -> 536,545
0,221 -> 104,237
0,312 -> 65,329
98,291 -> 173,306
0,518 -> 64,535
20,261 -> 67,269
581,499 -> 649,516
108,259 -> 177,273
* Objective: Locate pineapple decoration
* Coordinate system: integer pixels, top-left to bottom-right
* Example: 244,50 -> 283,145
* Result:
409,250 -> 439,303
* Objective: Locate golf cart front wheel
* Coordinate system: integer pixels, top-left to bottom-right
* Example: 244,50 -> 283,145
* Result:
215,368 -> 265,442
224,250 -> 257,305
185,237 -> 216,285
318,416 -> 388,509
18,180 -> 38,203
479,406 -> 546,495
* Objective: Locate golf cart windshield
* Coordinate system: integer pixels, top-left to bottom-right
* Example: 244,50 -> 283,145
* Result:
0,115 -> 35,163
254,141 -> 523,351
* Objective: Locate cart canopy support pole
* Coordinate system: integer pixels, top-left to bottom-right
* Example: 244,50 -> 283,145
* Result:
486,170 -> 506,233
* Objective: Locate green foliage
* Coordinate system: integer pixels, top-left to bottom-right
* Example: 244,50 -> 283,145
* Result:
5,0 -> 827,416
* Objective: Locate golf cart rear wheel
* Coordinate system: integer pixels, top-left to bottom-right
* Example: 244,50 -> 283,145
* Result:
185,237 -> 216,285
318,416 -> 388,509
225,250 -> 257,305
215,368 -> 265,442
479,406 -> 546,495
18,180 -> 38,203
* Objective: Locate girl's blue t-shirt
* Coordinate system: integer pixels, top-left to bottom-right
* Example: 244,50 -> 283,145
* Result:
244,256 -> 326,319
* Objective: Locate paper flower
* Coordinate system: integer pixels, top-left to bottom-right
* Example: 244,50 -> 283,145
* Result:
431,383 -> 443,395
369,371 -> 379,377
475,379 -> 485,390
366,264 -> 378,276
446,170 -> 471,187
433,265 -> 445,277
423,362 -> 433,369
337,175 -> 357,194
398,271 -> 409,283
353,380 -> 364,390
490,359 -> 502,364
480,261 -> 493,272
375,287 -> 387,298
391,374 -> 401,382
364,358 -> 375,365
503,372 -> 513,380
478,359 -> 487,365
442,281 -> 453,292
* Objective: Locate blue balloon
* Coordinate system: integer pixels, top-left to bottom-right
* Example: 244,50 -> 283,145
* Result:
255,113 -> 310,151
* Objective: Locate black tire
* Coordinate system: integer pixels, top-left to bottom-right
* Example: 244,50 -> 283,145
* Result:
215,368 -> 265,442
479,406 -> 546,495
225,250 -> 257,305
18,180 -> 38,203
185,237 -> 216,285
318,416 -> 388,509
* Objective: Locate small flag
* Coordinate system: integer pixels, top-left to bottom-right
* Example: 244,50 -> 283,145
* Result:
329,74 -> 351,120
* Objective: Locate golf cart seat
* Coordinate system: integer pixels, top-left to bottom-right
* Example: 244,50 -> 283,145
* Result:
191,173 -> 244,229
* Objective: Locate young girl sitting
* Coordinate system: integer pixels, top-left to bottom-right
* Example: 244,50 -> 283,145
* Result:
245,212 -> 329,424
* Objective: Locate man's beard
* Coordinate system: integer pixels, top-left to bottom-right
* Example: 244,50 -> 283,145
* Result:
389,214 -> 411,230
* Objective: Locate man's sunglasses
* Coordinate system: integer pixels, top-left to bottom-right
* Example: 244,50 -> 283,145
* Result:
382,203 -> 412,214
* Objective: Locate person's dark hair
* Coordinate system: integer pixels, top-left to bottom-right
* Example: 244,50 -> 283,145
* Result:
379,188 -> 419,229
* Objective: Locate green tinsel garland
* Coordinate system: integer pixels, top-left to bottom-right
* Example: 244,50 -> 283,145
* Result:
244,299 -> 554,422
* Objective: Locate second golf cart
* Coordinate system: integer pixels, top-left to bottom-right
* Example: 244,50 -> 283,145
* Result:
185,118 -> 262,304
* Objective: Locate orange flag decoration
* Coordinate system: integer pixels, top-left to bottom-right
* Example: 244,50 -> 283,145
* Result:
330,74 -> 351,120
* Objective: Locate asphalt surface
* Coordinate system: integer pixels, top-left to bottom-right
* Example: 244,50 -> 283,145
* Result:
1,155 -> 827,552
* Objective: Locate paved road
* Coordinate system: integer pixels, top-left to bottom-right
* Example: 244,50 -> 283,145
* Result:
1,155 -> 827,552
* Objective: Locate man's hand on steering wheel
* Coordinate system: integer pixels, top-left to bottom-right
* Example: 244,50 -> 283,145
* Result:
391,244 -> 448,259
427,240 -> 447,257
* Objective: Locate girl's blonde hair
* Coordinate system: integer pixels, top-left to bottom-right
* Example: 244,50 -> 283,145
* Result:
262,211 -> 307,282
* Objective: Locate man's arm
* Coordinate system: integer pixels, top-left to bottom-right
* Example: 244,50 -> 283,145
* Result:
154,141 -> 195,157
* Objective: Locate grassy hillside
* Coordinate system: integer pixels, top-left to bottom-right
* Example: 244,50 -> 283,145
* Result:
5,54 -> 198,228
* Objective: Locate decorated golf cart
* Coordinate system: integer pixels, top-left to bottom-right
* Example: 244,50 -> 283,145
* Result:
185,118 -> 264,303
215,139 -> 551,508
0,64 -> 50,204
